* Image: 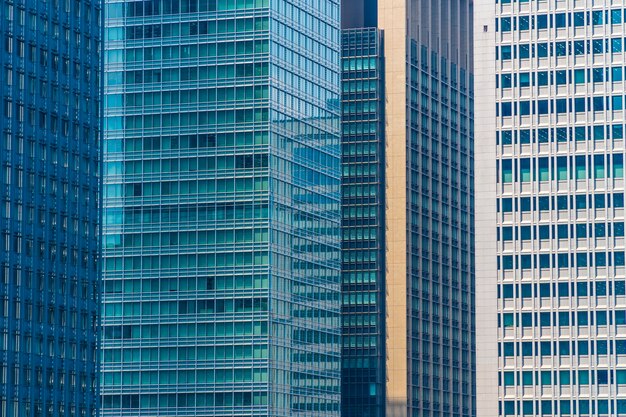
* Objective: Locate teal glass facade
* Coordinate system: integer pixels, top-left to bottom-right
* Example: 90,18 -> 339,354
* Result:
0,0 -> 102,416
341,27 -> 385,417
102,0 -> 341,416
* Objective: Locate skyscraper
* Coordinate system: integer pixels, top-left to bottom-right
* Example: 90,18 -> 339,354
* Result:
101,1 -> 342,416
476,1 -> 626,415
341,1 -> 476,416
0,1 -> 102,416
341,25 -> 386,417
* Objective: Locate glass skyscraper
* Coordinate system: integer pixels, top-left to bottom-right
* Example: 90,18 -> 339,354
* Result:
0,0 -> 102,416
101,1 -> 342,416
341,26 -> 386,417
341,1 -> 476,416
476,0 -> 626,415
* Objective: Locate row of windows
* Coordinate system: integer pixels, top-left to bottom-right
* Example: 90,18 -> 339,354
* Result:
105,203 -> 269,226
103,321 -> 268,340
499,251 -> 626,269
104,322 -> 339,346
102,367 -> 268,386
342,271 -> 378,284
109,86 -> 269,110
3,34 -> 96,73
342,80 -> 378,94
343,227 -> 379,241
343,101 -> 378,115
501,310 -> 626,328
105,154 -> 269,176
342,162 -> 379,177
342,335 -> 378,349
499,280 -> 626,298
104,251 -> 269,271
342,313 -> 378,328
107,64 -> 269,86
498,95 -> 626,117
342,57 -> 377,72
106,40 -> 269,65
498,193 -> 625,212
4,0 -> 98,32
498,125 -> 626,144
342,121 -> 378,136
496,10 -> 626,31
103,275 -> 267,294
106,0 -> 269,19
499,68 -> 626,91
497,38 -> 626,60
343,184 -> 379,198
499,222 -> 624,241
106,0 -> 340,42
105,132 -> 268,153
3,100 -> 96,134
106,108 -> 269,131
103,298 -> 269,317
501,399 -> 622,416
342,291 -> 377,306
106,17 -> 269,41
105,177 -> 269,199
501,369 -> 626,387
102,392 -> 269,409
500,340 -> 626,357
102,344 -> 268,363
106,229 -> 268,248
500,154 -> 624,182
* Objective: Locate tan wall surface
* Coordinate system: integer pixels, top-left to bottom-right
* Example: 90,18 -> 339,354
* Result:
378,1 -> 408,415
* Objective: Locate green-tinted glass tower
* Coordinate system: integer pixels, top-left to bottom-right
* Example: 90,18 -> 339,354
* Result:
341,27 -> 386,417
101,1 -> 341,416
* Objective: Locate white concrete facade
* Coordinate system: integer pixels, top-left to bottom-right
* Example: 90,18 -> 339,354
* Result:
476,0 -> 626,416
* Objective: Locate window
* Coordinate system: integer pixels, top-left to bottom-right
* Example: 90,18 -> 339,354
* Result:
574,69 -> 585,83
537,15 -> 548,29
613,67 -> 623,81
519,72 -> 530,87
500,45 -> 511,60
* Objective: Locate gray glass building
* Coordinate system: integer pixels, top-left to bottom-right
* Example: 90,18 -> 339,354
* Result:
0,0 -> 102,416
476,0 -> 626,416
341,1 -> 475,416
102,0 -> 342,416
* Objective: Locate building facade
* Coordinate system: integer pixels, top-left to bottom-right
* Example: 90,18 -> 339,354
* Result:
102,1 -> 342,416
476,0 -> 626,415
341,1 -> 476,416
0,0 -> 102,416
341,27 -> 386,417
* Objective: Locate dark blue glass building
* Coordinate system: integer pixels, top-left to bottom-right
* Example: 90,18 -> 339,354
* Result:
0,0 -> 102,416
102,0 -> 342,416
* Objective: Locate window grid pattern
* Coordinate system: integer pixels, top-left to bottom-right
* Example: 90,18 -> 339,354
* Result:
341,27 -> 385,417
407,39 -> 475,417
495,0 -> 626,415
0,0 -> 102,416
102,0 -> 342,416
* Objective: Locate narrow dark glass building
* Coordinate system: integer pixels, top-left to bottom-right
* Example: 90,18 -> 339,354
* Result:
0,0 -> 102,416
341,26 -> 386,417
